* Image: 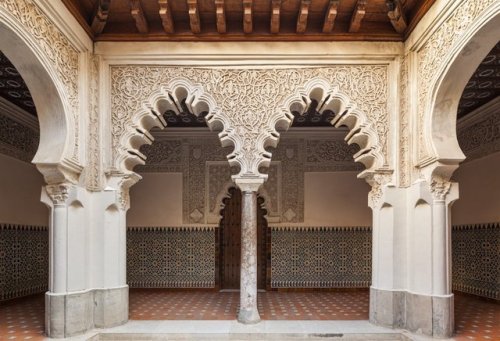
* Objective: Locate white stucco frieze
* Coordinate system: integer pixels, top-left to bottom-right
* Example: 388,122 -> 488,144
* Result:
110,65 -> 389,182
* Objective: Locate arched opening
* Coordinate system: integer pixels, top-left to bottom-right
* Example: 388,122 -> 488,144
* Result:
218,187 -> 268,291
421,5 -> 500,338
448,41 -> 500,338
0,51 -> 52,337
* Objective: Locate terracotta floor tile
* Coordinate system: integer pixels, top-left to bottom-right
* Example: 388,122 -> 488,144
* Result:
0,290 -> 498,339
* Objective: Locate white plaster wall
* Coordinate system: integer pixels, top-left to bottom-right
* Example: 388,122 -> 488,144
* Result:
304,172 -> 372,226
451,152 -> 500,225
127,172 -> 183,226
0,153 -> 47,225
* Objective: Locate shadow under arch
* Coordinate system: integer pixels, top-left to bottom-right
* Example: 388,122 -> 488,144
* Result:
278,77 -> 386,181
423,3 -> 500,181
0,18 -> 76,183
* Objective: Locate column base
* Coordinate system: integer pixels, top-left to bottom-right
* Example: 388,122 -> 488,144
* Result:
238,308 -> 261,324
369,287 -> 454,338
45,286 -> 129,338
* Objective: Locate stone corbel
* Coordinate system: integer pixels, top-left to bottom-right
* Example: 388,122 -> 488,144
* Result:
106,171 -> 142,211
366,170 -> 394,209
35,157 -> 83,185
44,183 -> 72,205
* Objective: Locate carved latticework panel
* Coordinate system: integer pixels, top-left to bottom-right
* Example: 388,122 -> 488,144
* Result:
0,224 -> 48,301
452,223 -> 499,300
270,226 -> 372,288
111,65 -> 389,175
127,227 -> 216,288
0,113 -> 38,162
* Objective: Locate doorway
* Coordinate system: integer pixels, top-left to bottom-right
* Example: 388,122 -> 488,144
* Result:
219,187 -> 267,290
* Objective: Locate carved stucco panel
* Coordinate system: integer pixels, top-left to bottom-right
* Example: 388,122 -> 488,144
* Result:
416,0 -> 496,163
0,0 -> 80,160
110,66 -> 389,175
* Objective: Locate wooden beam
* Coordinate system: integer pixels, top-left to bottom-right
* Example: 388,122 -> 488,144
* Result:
130,0 -> 148,34
349,0 -> 366,33
158,0 -> 174,33
386,0 -> 407,34
243,0 -> 253,34
322,0 -> 338,33
270,0 -> 281,34
215,0 -> 226,34
91,0 -> 111,35
296,0 -> 311,34
187,0 -> 201,34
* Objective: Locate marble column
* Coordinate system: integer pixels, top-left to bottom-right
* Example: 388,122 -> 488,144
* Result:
235,178 -> 264,324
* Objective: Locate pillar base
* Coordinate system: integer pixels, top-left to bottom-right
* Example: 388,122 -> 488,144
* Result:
45,286 -> 129,338
238,308 -> 261,324
369,287 -> 454,338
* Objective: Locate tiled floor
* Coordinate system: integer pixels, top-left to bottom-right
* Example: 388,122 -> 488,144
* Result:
0,290 -> 498,340
129,289 -> 369,320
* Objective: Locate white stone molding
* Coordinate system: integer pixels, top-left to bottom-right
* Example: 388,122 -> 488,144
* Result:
412,0 -> 500,183
281,77 -> 386,179
0,0 -> 83,184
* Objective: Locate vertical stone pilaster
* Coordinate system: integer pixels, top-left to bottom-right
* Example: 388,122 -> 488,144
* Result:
235,178 -> 264,324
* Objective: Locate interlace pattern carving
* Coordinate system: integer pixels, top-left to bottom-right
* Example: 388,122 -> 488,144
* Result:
0,113 -> 38,162
0,0 -> 80,159
111,66 -> 388,179
416,0 -> 496,162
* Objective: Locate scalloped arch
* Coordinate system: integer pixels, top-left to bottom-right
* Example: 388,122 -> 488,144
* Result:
279,77 -> 385,179
116,78 -> 232,177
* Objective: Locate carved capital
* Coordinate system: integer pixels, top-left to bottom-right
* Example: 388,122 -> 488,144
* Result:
366,171 -> 393,208
235,177 -> 265,193
430,178 -> 452,201
45,184 -> 71,205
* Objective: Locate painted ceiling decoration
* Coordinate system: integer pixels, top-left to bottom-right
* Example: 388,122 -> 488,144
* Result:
62,0 -> 436,42
457,42 -> 500,119
0,52 -> 37,117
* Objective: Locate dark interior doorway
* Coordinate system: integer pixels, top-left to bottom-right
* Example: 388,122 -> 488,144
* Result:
219,187 -> 267,290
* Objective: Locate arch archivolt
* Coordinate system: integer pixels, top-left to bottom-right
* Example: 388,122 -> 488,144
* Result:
414,0 -> 499,184
111,65 -> 391,194
0,0 -> 82,184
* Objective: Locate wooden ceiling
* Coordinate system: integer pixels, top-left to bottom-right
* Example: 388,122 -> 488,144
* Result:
62,0 -> 435,41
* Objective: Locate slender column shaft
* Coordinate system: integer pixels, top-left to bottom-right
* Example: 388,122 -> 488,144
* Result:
433,200 -> 448,295
238,190 -> 261,324
52,204 -> 67,293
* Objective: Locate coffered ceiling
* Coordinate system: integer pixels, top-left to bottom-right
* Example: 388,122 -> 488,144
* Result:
62,0 -> 435,41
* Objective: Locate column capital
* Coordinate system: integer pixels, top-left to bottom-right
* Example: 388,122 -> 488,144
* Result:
45,183 -> 72,205
234,177 -> 265,193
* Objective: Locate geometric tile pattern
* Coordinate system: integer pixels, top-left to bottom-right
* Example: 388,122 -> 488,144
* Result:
452,222 -> 500,300
129,289 -> 370,321
0,224 -> 48,301
454,292 -> 500,340
271,227 -> 372,288
127,227 -> 216,288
